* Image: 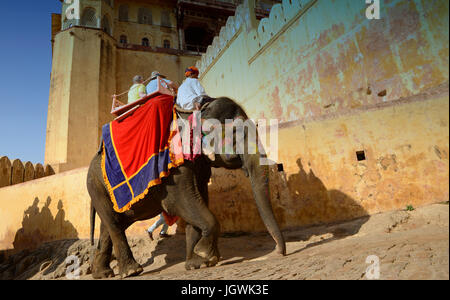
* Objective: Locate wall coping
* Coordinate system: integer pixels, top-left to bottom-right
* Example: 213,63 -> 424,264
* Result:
0,166 -> 89,191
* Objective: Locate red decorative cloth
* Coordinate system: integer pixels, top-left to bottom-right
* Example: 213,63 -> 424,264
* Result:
101,94 -> 184,213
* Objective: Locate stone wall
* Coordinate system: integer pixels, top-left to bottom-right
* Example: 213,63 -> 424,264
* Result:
197,0 -> 449,116
0,167 -> 163,252
195,0 -> 449,230
0,157 -> 54,189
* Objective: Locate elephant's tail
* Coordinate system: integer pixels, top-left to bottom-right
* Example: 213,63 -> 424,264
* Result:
90,202 -> 96,246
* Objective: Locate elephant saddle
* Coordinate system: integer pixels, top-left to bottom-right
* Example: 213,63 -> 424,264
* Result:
101,94 -> 185,213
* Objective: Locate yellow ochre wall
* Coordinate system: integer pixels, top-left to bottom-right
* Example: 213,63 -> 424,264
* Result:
114,0 -> 179,49
197,0 -> 449,231
208,93 -> 449,232
0,167 -> 166,251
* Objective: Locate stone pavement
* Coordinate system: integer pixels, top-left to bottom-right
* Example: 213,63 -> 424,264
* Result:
131,203 -> 448,280
0,203 -> 448,280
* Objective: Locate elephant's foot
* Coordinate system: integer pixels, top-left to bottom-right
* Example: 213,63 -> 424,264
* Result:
193,237 -> 218,259
119,260 -> 143,279
185,254 -> 219,271
92,251 -> 115,279
92,266 -> 115,279
276,244 -> 286,256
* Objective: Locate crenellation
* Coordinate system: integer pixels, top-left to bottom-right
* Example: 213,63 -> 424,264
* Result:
257,16 -> 272,47
23,162 -> 35,182
0,157 -> 12,188
0,157 -> 54,188
268,3 -> 285,34
44,165 -> 56,177
196,0 -> 307,75
35,164 -> 45,179
11,160 -> 25,186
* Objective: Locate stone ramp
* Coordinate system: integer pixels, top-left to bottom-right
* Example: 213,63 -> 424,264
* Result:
0,203 -> 448,280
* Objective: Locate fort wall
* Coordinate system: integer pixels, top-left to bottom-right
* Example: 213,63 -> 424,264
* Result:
0,167 -> 160,251
198,0 -> 449,230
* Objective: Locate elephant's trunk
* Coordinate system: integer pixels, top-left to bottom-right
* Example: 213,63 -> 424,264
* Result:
244,153 -> 286,256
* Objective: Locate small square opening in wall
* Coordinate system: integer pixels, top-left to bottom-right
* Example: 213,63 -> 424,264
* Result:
356,151 -> 366,161
277,163 -> 284,172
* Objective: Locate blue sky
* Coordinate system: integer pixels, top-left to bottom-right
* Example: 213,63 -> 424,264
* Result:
0,1 -> 62,164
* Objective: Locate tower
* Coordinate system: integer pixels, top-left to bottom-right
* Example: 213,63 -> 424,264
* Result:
45,0 -> 117,173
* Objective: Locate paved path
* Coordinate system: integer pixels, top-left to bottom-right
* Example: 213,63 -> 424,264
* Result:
131,203 -> 449,280
1,204 -> 448,280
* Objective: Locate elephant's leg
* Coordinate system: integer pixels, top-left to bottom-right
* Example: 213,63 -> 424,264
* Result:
94,201 -> 143,278
176,200 -> 220,268
185,166 -> 216,270
185,224 -> 210,270
185,224 -> 201,261
87,154 -> 142,279
92,222 -> 115,279
108,221 -> 143,278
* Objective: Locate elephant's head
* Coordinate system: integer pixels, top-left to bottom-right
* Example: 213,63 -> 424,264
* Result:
191,97 -> 286,256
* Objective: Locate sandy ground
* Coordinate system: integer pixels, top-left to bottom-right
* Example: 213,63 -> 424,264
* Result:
1,203 -> 448,280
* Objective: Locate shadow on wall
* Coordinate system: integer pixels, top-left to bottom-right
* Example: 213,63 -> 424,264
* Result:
142,158 -> 372,272
12,197 -> 78,252
270,158 -> 369,229
207,156 -> 369,235
0,197 -> 79,279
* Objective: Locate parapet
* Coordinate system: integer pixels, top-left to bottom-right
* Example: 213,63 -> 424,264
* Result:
195,0 -> 314,75
0,156 -> 55,188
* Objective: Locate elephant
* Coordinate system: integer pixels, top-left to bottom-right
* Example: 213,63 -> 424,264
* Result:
87,97 -> 286,279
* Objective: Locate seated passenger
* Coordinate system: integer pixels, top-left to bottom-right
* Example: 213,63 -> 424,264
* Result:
177,66 -> 210,110
127,75 -> 147,104
146,71 -> 178,95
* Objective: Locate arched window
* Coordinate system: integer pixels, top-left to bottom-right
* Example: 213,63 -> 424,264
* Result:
80,8 -> 97,27
120,35 -> 128,44
102,15 -> 112,35
138,7 -> 152,25
163,39 -> 171,49
142,38 -> 150,47
161,11 -> 171,27
119,4 -> 129,22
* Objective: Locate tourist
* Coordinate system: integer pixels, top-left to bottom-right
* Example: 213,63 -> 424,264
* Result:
176,66 -> 211,110
146,71 -> 178,95
127,75 -> 147,104
147,213 -> 171,240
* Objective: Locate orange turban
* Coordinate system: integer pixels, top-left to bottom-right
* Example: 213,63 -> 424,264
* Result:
185,66 -> 199,77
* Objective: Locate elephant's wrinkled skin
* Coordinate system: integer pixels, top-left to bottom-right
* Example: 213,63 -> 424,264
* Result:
87,97 -> 286,279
